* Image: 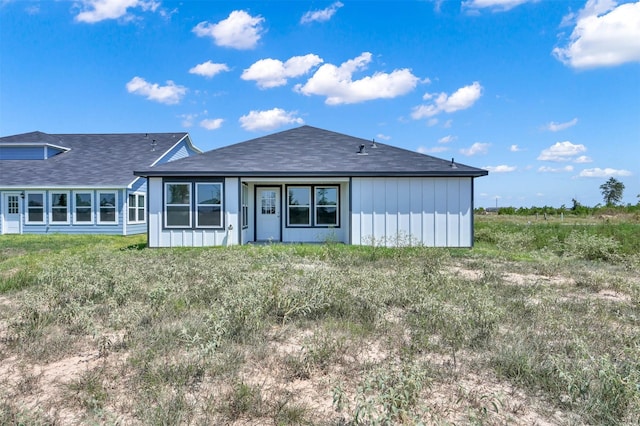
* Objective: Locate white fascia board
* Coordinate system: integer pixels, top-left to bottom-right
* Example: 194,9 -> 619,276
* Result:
240,177 -> 350,183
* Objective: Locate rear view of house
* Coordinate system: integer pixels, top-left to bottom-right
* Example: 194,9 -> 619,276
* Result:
135,126 -> 488,248
0,131 -> 201,235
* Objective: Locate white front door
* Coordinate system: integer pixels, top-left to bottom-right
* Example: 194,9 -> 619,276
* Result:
2,193 -> 21,234
256,187 -> 281,241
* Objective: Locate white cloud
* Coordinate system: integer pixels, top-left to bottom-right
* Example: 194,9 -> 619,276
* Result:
574,155 -> 593,163
438,135 -> 456,144
538,165 -> 574,172
460,142 -> 490,156
193,10 -> 264,50
301,1 -> 343,24
376,133 -> 391,141
411,82 -> 483,119
417,146 -> 449,154
545,117 -> 578,132
294,52 -> 419,105
189,61 -> 230,78
578,167 -> 632,177
242,54 -> 323,89
180,113 -> 197,127
510,144 -> 524,152
126,76 -> 187,105
484,165 -> 517,172
553,1 -> 640,68
74,0 -> 159,23
537,141 -> 587,162
239,108 -> 304,131
200,118 -> 224,130
427,118 -> 439,127
462,0 -> 533,12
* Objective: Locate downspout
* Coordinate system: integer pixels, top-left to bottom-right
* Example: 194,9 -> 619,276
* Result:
348,177 -> 352,245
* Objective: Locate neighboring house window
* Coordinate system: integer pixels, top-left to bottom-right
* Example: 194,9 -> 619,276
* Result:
286,185 -> 340,227
242,183 -> 249,228
165,183 -> 191,227
315,186 -> 339,226
97,191 -> 117,224
50,191 -> 70,224
128,193 -> 145,224
25,192 -> 45,224
74,192 -> 93,224
196,183 -> 222,228
287,186 -> 311,226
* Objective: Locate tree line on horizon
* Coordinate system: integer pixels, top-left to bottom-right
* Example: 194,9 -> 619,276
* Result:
477,177 -> 640,216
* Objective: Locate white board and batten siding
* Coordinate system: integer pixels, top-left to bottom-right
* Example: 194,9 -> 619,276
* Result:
147,177 -> 240,247
351,177 -> 473,247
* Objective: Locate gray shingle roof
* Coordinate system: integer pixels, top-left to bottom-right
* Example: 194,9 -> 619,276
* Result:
135,126 -> 488,178
0,131 -> 192,187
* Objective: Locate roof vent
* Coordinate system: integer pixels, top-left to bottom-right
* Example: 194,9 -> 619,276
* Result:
151,139 -> 157,151
371,138 -> 377,148
357,144 -> 368,155
450,157 -> 457,169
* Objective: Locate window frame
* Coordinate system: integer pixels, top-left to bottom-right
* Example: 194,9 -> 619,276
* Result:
195,182 -> 223,229
285,185 -> 340,228
97,191 -> 118,225
73,191 -> 94,224
286,185 -> 312,227
25,191 -> 45,224
50,191 -> 70,224
164,182 -> 192,228
314,186 -> 339,227
128,192 -> 146,224
241,183 -> 249,229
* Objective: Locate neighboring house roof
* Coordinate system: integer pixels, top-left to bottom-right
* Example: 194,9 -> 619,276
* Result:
135,126 -> 488,178
0,131 -> 198,188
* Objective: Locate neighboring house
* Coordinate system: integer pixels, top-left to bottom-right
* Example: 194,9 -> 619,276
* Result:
134,126 -> 488,248
0,131 -> 201,235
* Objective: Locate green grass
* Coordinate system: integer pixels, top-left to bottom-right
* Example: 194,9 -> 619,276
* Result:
0,221 -> 638,425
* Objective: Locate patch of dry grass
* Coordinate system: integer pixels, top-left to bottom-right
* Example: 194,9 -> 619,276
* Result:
1,225 -> 639,425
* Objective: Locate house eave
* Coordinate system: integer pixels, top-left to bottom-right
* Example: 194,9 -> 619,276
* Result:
134,170 -> 488,178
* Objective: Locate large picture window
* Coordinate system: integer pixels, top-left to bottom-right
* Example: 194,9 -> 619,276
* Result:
196,183 -> 222,228
97,191 -> 117,224
315,186 -> 338,226
74,192 -> 93,224
128,193 -> 145,224
287,186 -> 311,226
50,191 -> 70,224
25,192 -> 45,224
242,183 -> 249,228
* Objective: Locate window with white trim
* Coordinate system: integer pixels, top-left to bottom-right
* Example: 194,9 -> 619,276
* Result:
74,192 -> 93,224
50,191 -> 70,224
128,193 -> 145,224
287,186 -> 311,226
315,186 -> 339,226
196,183 -> 222,228
97,191 -> 117,224
165,183 -> 191,227
242,183 -> 249,228
25,192 -> 45,224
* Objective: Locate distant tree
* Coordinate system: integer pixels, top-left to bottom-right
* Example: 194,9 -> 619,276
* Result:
599,177 -> 625,206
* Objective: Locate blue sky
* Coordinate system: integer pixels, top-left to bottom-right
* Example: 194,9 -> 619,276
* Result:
1,0 -> 639,208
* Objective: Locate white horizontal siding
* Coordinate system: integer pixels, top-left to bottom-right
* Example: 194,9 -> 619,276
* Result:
352,177 -> 473,247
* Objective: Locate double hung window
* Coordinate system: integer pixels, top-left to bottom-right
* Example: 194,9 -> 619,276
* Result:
25,192 -> 45,224
74,192 -> 93,223
242,183 -> 249,228
50,191 -> 70,224
128,193 -> 145,223
287,185 -> 339,227
98,191 -> 117,224
196,183 -> 222,227
164,181 -> 224,229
